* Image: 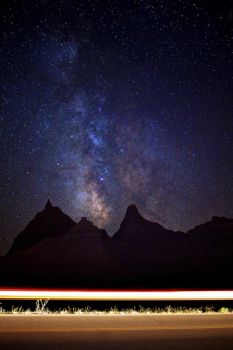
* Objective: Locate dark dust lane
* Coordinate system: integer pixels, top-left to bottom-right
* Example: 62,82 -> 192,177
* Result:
0,314 -> 233,350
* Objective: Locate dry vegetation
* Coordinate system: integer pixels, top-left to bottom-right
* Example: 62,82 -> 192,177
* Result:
0,302 -> 232,315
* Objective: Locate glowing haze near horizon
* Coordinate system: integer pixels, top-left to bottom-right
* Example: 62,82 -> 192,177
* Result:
0,1 -> 233,253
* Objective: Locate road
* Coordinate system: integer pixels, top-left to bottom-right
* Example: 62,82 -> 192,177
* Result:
0,314 -> 232,349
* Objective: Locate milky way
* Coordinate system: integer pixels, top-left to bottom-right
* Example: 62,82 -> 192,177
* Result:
0,1 -> 233,253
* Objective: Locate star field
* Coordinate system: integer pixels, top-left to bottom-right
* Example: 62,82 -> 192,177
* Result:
0,0 -> 233,253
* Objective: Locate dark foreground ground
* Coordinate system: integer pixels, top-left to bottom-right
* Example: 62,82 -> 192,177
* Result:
0,314 -> 233,350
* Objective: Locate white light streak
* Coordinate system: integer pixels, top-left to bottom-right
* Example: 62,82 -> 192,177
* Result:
0,290 -> 232,300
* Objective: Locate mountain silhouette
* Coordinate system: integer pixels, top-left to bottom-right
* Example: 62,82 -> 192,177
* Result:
8,199 -> 75,255
187,216 -> 233,240
1,200 -> 232,289
114,204 -> 184,243
65,216 -> 109,241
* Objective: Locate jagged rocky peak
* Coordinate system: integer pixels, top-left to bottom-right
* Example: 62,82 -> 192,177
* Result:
45,199 -> 53,210
125,203 -> 140,216
113,203 -> 183,242
123,203 -> 144,223
35,199 -> 70,221
43,199 -> 62,216
8,199 -> 75,254
72,216 -> 109,240
76,217 -> 99,232
114,203 -> 154,241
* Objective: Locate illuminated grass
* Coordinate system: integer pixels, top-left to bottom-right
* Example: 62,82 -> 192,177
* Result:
0,303 -> 232,315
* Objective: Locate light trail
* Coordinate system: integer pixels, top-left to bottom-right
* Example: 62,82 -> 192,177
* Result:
0,289 -> 232,300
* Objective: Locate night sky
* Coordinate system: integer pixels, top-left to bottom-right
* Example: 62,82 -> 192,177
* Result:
0,0 -> 233,254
